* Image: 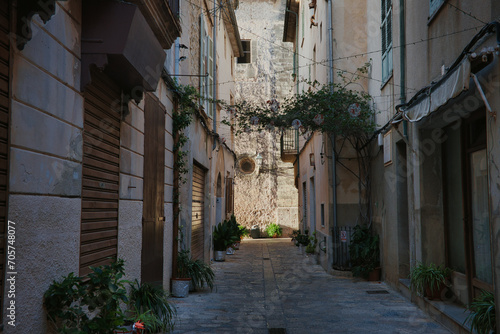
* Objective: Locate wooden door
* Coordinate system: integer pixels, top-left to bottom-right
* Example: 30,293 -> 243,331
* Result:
0,1 -> 10,327
142,93 -> 166,283
191,163 -> 206,261
80,70 -> 121,276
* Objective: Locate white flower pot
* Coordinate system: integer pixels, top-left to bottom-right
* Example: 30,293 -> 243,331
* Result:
171,278 -> 191,298
214,250 -> 226,261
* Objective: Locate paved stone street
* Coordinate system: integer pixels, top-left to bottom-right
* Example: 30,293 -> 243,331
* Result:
172,239 -> 451,334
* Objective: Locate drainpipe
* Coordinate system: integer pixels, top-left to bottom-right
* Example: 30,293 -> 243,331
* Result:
327,0 -> 338,270
399,0 -> 406,105
213,0 -> 217,150
285,8 -> 299,96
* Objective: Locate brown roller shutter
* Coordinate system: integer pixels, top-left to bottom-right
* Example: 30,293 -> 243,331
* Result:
80,70 -> 121,276
141,93 -> 165,283
191,163 -> 206,261
0,1 -> 9,328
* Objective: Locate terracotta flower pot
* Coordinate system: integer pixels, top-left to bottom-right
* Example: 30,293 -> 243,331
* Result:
425,282 -> 446,300
368,267 -> 381,281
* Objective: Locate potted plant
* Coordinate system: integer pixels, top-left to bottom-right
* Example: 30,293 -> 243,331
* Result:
127,280 -> 176,333
171,250 -> 192,298
292,229 -> 310,253
305,232 -> 318,254
213,220 -> 238,261
227,215 -> 243,250
349,224 -> 381,280
409,262 -> 452,300
265,222 -> 283,238
44,260 -> 130,333
187,257 -> 215,292
464,290 -> 496,334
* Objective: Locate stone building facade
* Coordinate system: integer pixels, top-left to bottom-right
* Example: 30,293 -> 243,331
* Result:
233,0 -> 298,237
1,0 -> 241,331
284,0 -> 500,330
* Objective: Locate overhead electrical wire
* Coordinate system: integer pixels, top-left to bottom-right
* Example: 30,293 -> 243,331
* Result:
179,0 -> 488,100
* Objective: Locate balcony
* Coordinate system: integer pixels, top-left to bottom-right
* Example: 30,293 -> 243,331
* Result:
280,128 -> 298,163
128,0 -> 182,49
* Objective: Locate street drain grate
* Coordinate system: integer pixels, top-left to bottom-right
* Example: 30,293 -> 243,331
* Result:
366,290 -> 389,294
269,329 -> 286,334
263,257 -> 270,260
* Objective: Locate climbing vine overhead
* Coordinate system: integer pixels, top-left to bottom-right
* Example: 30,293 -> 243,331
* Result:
228,63 -> 375,138
227,63 -> 377,226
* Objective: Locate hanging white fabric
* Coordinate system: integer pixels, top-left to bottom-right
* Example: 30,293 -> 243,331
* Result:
402,59 -> 471,122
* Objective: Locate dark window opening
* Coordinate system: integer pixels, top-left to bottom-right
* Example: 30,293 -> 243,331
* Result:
237,40 -> 251,64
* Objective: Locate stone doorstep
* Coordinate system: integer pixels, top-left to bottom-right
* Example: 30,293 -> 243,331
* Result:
398,279 -> 472,334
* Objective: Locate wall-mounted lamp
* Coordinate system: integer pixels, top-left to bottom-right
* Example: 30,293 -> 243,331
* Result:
255,153 -> 263,167
309,153 -> 315,168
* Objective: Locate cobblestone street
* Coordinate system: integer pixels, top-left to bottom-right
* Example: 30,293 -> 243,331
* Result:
172,239 -> 451,333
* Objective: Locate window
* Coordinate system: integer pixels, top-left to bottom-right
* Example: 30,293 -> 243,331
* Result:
200,15 -> 214,117
320,203 -> 325,227
237,40 -> 251,63
381,0 -> 392,83
429,0 -> 445,16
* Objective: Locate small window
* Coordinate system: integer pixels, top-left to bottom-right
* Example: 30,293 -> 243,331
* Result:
237,40 -> 251,64
430,0 -> 445,16
320,203 -> 325,227
239,157 -> 255,174
381,0 -> 393,83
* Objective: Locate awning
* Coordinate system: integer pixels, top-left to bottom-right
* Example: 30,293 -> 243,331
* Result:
81,0 -> 166,100
396,21 -> 499,124
401,59 -> 471,122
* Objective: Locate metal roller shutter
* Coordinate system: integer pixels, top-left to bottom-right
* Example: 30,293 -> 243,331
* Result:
191,164 -> 205,261
80,70 -> 121,276
0,1 -> 9,328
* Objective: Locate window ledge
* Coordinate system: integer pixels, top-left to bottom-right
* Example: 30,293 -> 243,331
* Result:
380,71 -> 393,90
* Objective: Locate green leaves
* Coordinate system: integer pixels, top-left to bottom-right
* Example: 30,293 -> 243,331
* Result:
349,225 -> 380,278
465,290 -> 496,334
213,219 -> 240,251
128,280 -> 177,332
265,223 -> 283,238
409,262 -> 451,296
230,77 -> 375,138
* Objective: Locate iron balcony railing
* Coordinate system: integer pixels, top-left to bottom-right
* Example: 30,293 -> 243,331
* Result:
280,128 -> 298,161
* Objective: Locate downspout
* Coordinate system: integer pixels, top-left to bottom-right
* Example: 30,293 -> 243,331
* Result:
399,0 -> 405,105
213,0 -> 217,150
327,0 -> 337,244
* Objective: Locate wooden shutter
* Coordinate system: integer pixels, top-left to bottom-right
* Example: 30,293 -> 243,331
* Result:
80,70 -> 121,276
141,93 -> 165,283
225,177 -> 233,215
0,1 -> 10,327
191,163 -> 206,261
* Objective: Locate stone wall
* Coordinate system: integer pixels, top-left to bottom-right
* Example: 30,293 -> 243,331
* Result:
233,0 -> 298,237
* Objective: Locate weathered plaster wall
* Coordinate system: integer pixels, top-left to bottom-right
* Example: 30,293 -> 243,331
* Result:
118,94 -> 145,286
5,2 -> 83,332
233,0 -> 298,236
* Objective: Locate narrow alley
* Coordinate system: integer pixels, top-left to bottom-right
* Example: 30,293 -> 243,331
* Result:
172,239 -> 450,334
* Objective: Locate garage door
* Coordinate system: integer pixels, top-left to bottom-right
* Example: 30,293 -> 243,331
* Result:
80,70 -> 121,276
191,163 -> 206,261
